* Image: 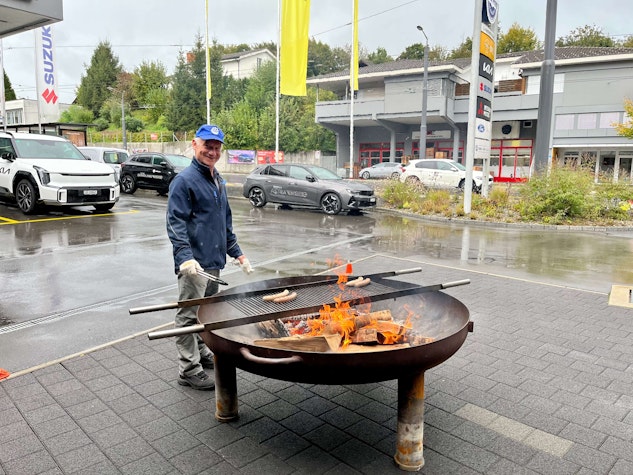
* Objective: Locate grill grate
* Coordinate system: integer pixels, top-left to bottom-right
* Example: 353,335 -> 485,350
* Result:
228,280 -> 397,317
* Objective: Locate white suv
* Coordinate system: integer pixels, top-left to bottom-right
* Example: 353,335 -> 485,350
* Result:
0,132 -> 119,214
399,159 -> 492,193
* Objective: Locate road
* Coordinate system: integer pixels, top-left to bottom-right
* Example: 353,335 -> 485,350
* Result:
1,187 -> 632,374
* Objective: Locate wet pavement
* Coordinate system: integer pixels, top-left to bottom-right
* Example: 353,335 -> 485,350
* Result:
1,185 -> 633,474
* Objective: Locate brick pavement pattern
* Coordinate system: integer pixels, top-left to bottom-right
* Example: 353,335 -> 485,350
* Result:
1,261 -> 633,474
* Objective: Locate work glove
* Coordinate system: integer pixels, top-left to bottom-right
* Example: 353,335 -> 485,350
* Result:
233,257 -> 254,275
179,259 -> 203,276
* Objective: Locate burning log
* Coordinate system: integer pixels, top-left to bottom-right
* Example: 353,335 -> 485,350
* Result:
254,333 -> 342,352
257,320 -> 290,338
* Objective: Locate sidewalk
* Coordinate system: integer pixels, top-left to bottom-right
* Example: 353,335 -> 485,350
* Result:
1,256 -> 633,474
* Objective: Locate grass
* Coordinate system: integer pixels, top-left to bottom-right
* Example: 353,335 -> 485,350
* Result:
373,166 -> 633,227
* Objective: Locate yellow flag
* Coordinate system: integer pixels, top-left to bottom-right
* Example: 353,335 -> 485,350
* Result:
280,0 -> 311,96
351,0 -> 359,91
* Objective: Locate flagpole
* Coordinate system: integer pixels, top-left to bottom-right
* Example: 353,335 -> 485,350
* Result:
205,0 -> 211,123
0,39 -> 6,132
348,0 -> 356,178
275,0 -> 280,160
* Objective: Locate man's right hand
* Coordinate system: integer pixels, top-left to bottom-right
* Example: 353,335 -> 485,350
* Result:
179,259 -> 203,276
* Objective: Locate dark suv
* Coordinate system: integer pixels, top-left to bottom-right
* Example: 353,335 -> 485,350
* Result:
120,153 -> 191,195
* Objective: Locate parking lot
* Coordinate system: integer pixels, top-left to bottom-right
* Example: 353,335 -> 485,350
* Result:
1,187 -> 633,473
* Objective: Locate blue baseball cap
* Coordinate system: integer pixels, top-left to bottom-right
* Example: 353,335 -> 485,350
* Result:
195,124 -> 225,143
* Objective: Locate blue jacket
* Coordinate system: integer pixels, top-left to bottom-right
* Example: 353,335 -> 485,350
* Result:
166,158 -> 242,274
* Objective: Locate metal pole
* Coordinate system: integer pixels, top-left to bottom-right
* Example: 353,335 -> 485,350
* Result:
533,0 -> 558,173
121,93 -> 127,150
205,0 -> 211,124
464,0 -> 484,214
417,26 -> 429,159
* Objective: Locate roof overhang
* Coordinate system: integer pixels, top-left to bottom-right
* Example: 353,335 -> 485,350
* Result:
515,53 -> 633,70
0,0 -> 63,39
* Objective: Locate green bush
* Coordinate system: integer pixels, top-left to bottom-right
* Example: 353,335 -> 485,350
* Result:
517,166 -> 594,223
382,180 -> 423,209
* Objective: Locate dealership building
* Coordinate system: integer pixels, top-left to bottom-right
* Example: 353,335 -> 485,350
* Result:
308,47 -> 633,183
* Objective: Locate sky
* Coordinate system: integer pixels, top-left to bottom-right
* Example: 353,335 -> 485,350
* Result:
2,0 -> 633,104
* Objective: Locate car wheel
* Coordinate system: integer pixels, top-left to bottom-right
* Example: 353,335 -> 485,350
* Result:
361,171 -> 370,179
458,179 -> 465,190
94,203 -> 115,212
248,187 -> 267,207
391,172 -> 400,179
320,192 -> 342,215
405,176 -> 420,184
120,174 -> 137,194
15,178 -> 40,214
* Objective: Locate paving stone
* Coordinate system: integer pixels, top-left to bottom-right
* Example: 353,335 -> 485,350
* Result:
563,443 -> 617,472
217,436 -> 269,468
279,409 -> 324,436
559,422 -> 608,448
31,414 -> 80,439
2,449 -> 58,474
261,430 -> 311,460
600,436 -> 633,462
197,422 -> 244,451
135,415 -> 182,442
150,429 -> 201,459
41,427 -> 92,456
102,436 -> 155,466
53,443 -> 109,473
76,408 -> 124,434
119,452 -> 175,475
303,423 -> 352,452
169,444 -> 225,475
285,445 -> 340,473
0,433 -> 45,464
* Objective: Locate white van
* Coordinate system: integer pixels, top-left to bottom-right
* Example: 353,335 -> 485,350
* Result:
78,146 -> 129,183
0,132 -> 119,214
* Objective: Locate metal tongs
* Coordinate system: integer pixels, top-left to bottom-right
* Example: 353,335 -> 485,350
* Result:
197,269 -> 229,286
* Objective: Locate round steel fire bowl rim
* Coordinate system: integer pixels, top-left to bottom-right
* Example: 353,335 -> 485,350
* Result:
201,288 -> 472,385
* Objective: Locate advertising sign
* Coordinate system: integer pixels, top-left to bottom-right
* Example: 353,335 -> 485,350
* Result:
476,96 -> 492,121
228,150 -> 255,164
256,150 -> 285,164
479,31 -> 496,61
34,26 -> 60,123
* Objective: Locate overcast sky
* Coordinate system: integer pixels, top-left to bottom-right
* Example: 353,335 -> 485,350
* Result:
2,0 -> 633,104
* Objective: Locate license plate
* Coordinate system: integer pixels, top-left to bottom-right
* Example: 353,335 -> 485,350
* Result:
83,189 -> 98,195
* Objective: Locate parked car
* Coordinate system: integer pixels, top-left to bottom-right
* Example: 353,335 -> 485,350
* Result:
243,163 -> 377,215
399,159 -> 492,192
359,161 -> 405,179
78,146 -> 129,183
119,152 -> 191,195
0,132 -> 119,214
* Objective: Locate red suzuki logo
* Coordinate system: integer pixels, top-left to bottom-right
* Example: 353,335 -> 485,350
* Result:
42,88 -> 58,104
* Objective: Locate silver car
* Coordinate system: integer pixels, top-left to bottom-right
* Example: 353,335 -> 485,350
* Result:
359,161 -> 404,179
243,163 -> 377,215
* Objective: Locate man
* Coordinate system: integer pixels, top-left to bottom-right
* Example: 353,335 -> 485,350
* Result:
166,124 -> 253,390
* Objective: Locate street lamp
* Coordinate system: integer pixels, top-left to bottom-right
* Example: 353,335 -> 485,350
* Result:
107,87 -> 127,150
416,25 -> 429,159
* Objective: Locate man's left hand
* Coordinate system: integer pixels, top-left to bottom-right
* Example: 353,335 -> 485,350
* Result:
233,256 -> 254,274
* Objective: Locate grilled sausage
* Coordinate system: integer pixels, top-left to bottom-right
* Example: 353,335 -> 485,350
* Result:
345,277 -> 364,287
355,277 -> 371,287
263,289 -> 289,302
273,291 -> 297,303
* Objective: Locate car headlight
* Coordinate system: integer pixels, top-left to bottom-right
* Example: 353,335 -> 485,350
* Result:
33,166 -> 50,185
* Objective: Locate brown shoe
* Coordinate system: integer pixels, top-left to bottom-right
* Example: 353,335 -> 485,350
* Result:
178,370 -> 215,390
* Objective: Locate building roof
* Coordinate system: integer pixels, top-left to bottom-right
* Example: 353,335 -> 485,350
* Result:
307,47 -> 633,85
220,48 -> 276,62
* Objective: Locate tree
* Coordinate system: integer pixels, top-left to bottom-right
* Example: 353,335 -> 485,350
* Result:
621,36 -> 633,48
131,61 -> 169,125
75,41 -> 123,116
398,43 -> 446,61
449,37 -> 472,59
165,35 -> 207,132
556,25 -> 616,47
613,98 -> 633,139
367,47 -> 393,64
3,72 -> 16,101
59,105 -> 94,123
398,43 -> 425,60
497,23 -> 541,53
307,39 -> 350,77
